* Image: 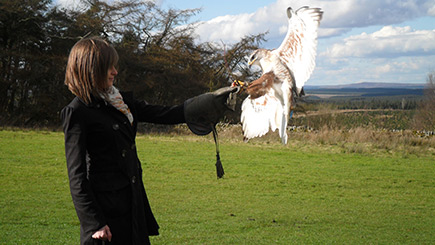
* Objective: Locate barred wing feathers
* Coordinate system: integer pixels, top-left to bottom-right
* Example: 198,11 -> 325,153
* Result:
272,6 -> 323,95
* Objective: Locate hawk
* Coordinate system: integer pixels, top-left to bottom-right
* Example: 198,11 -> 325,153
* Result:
238,6 -> 323,144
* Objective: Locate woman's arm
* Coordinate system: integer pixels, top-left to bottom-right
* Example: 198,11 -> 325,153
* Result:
132,87 -> 238,132
134,100 -> 185,124
61,105 -> 107,234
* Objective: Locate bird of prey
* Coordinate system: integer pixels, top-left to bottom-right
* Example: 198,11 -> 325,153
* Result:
238,6 -> 323,144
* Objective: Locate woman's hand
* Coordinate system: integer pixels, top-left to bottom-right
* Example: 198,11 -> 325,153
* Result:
92,225 -> 112,242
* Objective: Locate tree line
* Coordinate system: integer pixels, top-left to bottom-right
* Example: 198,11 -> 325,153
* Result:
0,0 -> 264,127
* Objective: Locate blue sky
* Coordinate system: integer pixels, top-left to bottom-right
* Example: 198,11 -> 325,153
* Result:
159,0 -> 435,86
57,0 -> 435,86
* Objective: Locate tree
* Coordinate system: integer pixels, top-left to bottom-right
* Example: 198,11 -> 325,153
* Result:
0,0 -> 53,124
0,0 -> 264,127
413,71 -> 435,131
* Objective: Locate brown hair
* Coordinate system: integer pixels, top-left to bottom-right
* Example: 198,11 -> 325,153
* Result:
64,37 -> 119,104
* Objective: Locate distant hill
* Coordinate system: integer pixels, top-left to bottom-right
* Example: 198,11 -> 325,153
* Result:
305,82 -> 426,90
304,82 -> 425,99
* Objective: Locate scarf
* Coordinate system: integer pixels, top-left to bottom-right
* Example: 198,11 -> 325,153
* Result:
100,86 -> 134,125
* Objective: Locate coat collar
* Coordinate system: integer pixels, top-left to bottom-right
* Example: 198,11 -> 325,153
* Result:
76,94 -> 105,108
78,91 -> 133,108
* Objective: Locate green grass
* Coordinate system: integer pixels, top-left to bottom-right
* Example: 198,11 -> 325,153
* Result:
0,130 -> 434,244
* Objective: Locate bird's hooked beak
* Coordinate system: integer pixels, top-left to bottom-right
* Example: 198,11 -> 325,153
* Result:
248,57 -> 257,68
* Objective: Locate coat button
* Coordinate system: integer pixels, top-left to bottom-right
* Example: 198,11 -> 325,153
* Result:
121,149 -> 127,157
112,124 -> 120,130
131,176 -> 136,184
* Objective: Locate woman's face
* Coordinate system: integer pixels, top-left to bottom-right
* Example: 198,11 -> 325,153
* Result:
106,66 -> 118,87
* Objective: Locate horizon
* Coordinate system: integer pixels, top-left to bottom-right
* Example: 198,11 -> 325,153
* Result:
304,81 -> 427,87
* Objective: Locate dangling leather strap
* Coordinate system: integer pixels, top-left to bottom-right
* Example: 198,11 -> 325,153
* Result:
211,124 -> 224,178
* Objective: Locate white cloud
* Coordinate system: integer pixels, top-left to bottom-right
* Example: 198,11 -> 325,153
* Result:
319,0 -> 433,28
199,13 -> 258,43
194,1 -> 299,45
55,0 -> 87,11
310,26 -> 435,83
371,61 -> 421,78
193,0 -> 434,45
313,24 -> 435,85
375,64 -> 392,74
311,53 -> 435,85
323,26 -> 435,58
318,28 -> 351,37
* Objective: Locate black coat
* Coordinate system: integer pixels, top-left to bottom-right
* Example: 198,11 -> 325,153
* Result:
61,92 -> 185,244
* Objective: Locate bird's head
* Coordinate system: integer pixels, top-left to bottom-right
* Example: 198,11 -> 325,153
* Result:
248,49 -> 267,68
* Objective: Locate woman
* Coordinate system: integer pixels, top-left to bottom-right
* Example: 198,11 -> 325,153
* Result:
61,37 -> 235,244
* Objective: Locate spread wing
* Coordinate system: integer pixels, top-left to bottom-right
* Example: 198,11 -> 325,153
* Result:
272,6 -> 323,95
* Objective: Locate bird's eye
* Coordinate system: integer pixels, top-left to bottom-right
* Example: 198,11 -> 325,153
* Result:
252,53 -> 258,60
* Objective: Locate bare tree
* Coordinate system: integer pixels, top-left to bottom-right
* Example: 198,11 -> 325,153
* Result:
413,71 -> 435,131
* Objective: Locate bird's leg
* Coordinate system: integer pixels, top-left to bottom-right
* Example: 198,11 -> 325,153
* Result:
279,90 -> 292,145
281,114 -> 288,145
231,80 -> 243,87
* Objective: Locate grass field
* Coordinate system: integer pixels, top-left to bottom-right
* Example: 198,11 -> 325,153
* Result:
0,129 -> 434,244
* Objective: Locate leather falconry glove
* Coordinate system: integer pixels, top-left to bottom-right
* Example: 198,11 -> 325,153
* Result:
184,86 -> 239,178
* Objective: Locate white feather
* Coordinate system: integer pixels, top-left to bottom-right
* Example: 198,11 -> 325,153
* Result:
241,92 -> 283,140
272,6 -> 323,95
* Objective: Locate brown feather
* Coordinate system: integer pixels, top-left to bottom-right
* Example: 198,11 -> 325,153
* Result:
246,72 -> 277,99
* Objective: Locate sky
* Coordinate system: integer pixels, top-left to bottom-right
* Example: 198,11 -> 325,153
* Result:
57,0 -> 435,86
